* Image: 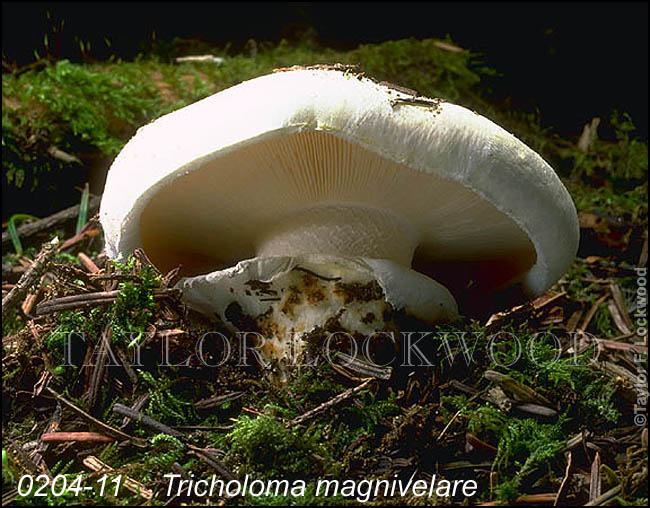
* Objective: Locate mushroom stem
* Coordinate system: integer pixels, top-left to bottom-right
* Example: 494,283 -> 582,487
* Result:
256,204 -> 420,267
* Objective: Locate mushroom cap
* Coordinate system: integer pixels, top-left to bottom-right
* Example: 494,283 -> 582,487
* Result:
100,68 -> 579,308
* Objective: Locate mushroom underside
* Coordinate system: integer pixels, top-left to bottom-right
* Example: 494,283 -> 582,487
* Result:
140,130 -> 537,297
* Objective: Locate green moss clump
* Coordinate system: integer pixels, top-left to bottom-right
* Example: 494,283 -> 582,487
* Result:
224,414 -> 333,479
110,258 -> 160,346
139,370 -> 198,426
494,416 -> 567,473
582,377 -> 621,424
146,433 -> 185,470
338,390 -> 399,435
45,309 -> 91,368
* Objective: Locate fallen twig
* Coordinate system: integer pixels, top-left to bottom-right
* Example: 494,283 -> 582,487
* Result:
608,301 -> 632,335
437,409 -> 462,442
515,493 -> 558,504
175,55 -> 224,64
119,394 -> 149,429
87,326 -> 115,411
36,288 -> 180,315
45,387 -> 146,446
41,432 -> 116,442
47,145 -> 82,165
554,451 -> 572,506
584,484 -> 622,506
484,370 -> 552,406
589,452 -> 602,503
289,379 -> 373,426
194,391 -> 245,410
2,237 -> 59,320
113,344 -> 140,386
514,403 -> 558,418
112,403 -> 184,437
78,252 -> 100,273
29,321 -> 57,379
59,225 -> 100,250
83,455 -> 153,500
1,196 -> 101,248
466,432 -> 498,455
598,337 -> 646,354
334,352 -> 392,380
609,283 -> 634,330
580,294 -> 609,332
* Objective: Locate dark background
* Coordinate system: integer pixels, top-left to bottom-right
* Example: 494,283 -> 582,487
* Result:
3,2 -> 647,140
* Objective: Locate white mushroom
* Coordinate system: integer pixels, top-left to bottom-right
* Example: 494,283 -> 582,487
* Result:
100,67 -> 579,375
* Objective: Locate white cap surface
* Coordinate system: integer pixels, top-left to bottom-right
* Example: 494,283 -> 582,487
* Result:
100,69 -> 579,305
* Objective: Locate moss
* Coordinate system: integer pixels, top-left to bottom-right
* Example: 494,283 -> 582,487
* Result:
139,370 -> 198,426
338,390 -> 399,435
146,433 -> 185,470
485,323 -> 624,425
224,414 -> 333,479
281,365 -> 346,408
438,318 -> 632,502
444,395 -> 567,502
45,309 -> 90,367
494,416 -> 567,473
466,405 -> 509,437
493,475 -> 522,505
581,376 -> 621,424
110,258 -> 160,346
